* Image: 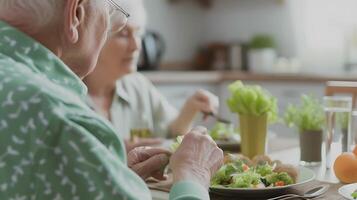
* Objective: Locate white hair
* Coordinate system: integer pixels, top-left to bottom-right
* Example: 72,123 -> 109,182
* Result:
124,0 -> 147,27
0,0 -> 63,32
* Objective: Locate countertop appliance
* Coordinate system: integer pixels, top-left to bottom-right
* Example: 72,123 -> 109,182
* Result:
138,31 -> 165,71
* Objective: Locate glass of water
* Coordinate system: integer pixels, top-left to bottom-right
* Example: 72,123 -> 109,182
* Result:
350,110 -> 357,150
323,96 -> 352,169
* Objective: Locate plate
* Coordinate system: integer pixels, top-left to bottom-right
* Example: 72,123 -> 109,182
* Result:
209,166 -> 315,198
338,183 -> 357,200
215,140 -> 240,152
215,134 -> 241,152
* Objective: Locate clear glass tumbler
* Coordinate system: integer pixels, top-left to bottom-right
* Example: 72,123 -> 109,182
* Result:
350,110 -> 357,150
323,96 -> 352,169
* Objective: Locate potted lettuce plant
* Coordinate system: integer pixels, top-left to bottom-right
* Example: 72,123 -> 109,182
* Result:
248,34 -> 277,73
284,95 -> 325,166
227,81 -> 278,158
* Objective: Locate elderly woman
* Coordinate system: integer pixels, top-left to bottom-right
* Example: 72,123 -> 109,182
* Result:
84,0 -> 219,151
0,0 -> 223,199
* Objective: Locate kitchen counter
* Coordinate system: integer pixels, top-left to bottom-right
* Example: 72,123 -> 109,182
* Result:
142,70 -> 357,84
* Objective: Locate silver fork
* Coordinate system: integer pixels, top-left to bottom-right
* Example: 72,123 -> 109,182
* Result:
268,185 -> 329,200
268,194 -> 308,200
269,195 -> 325,200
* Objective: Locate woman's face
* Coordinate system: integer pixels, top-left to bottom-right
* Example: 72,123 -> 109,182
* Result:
98,21 -> 144,77
96,0 -> 146,79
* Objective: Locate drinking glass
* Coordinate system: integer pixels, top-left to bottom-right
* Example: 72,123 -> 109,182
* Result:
350,110 -> 357,150
323,96 -> 352,169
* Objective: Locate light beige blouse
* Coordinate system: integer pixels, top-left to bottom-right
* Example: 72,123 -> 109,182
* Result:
87,73 -> 178,139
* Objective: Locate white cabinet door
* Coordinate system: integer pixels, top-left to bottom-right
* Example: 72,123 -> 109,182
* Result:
152,83 -> 219,128
153,83 -> 218,109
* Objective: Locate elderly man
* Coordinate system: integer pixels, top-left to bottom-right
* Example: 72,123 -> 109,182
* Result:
0,0 -> 223,199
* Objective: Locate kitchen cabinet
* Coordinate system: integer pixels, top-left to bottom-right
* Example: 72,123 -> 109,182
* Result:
168,0 -> 285,8
154,83 -> 218,109
169,0 -> 212,8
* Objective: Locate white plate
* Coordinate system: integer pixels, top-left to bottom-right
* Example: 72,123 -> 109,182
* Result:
210,166 -> 315,198
339,183 -> 357,200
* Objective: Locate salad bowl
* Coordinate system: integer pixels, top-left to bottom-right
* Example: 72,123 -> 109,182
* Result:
210,166 -> 315,198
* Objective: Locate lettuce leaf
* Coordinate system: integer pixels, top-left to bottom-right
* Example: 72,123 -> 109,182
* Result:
209,122 -> 237,140
255,164 -> 273,176
227,81 -> 278,123
265,172 -> 293,185
230,171 -> 261,188
170,136 -> 184,152
352,192 -> 357,199
284,95 -> 324,132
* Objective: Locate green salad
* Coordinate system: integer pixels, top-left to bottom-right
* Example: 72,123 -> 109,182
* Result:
170,123 -> 238,152
209,122 -> 238,141
352,191 -> 357,199
211,156 -> 296,189
170,136 -> 184,152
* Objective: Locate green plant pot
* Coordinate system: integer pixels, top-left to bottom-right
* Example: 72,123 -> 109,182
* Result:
239,114 -> 267,158
299,130 -> 322,165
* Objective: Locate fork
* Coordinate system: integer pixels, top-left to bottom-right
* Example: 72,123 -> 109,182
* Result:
206,112 -> 232,124
268,194 -> 307,200
268,194 -> 325,200
268,185 -> 329,200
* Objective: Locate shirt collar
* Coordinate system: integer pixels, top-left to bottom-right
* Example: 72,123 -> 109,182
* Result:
0,20 -> 87,97
115,79 -> 131,104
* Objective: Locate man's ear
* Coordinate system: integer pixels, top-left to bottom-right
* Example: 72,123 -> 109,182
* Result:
63,0 -> 85,44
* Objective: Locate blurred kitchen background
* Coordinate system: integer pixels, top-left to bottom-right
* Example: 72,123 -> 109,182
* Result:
138,0 -> 357,148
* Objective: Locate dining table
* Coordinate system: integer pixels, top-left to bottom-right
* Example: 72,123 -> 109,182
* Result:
149,137 -> 348,200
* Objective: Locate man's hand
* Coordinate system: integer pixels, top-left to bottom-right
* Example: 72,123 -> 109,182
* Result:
169,127 -> 224,188
125,138 -> 163,152
127,147 -> 171,180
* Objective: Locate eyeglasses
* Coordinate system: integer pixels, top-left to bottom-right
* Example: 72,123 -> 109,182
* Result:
105,0 -> 130,33
106,0 -> 130,17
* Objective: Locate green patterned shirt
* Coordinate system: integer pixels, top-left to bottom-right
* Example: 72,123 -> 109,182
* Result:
0,21 -> 208,200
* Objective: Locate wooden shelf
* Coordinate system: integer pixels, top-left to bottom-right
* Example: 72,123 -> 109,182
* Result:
142,71 -> 357,84
168,0 -> 285,8
169,0 -> 212,8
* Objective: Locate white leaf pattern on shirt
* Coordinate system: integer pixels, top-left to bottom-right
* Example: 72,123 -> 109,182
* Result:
2,91 -> 14,107
19,118 -> 36,134
0,22 -> 152,200
74,168 -> 96,193
0,120 -> 8,130
38,112 -> 49,126
11,135 -> 25,145
69,141 -> 102,172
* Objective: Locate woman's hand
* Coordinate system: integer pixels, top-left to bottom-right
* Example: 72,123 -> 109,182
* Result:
185,89 -> 219,118
169,127 -> 224,188
169,90 -> 219,136
127,147 -> 171,180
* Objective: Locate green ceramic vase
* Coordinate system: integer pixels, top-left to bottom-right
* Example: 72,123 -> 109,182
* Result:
239,114 -> 268,158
